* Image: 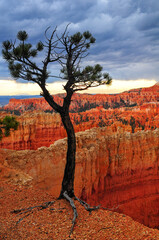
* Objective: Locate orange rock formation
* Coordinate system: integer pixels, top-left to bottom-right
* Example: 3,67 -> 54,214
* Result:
1,99 -> 159,150
2,83 -> 159,113
0,127 -> 159,229
0,83 -> 159,150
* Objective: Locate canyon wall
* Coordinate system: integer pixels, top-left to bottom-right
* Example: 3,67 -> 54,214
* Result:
0,110 -> 100,150
2,83 -> 159,113
0,111 -> 65,150
1,101 -> 159,150
0,127 -> 159,228
0,83 -> 159,151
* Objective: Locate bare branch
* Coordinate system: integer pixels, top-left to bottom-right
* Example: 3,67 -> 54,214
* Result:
72,80 -> 110,92
39,84 -> 63,113
45,26 -> 51,41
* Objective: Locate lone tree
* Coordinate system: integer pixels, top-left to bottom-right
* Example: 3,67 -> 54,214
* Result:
2,25 -> 112,232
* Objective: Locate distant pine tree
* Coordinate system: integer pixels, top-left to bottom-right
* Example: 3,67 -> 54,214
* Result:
0,116 -> 19,140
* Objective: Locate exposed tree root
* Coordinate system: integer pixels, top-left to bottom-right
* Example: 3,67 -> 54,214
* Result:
63,191 -> 78,235
11,201 -> 55,224
11,195 -> 118,236
75,196 -> 100,213
101,205 -> 119,211
62,191 -> 100,236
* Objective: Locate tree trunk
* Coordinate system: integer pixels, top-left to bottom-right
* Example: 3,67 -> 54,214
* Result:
59,112 -> 76,198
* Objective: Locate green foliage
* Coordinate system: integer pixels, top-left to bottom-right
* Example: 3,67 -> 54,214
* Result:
2,30 -> 44,81
17,31 -> 28,41
2,40 -> 12,50
71,32 -> 83,44
61,63 -> 112,90
70,31 -> 95,47
36,41 -> 44,51
9,62 -> 22,78
2,26 -> 112,96
30,49 -> 38,57
2,50 -> 10,61
13,45 -> 22,57
83,31 -> 92,39
0,116 -> 19,139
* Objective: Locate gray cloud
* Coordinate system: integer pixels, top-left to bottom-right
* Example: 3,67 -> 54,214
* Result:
0,0 -> 159,81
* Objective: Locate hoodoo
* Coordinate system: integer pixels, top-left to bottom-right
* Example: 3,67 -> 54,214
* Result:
0,127 -> 159,229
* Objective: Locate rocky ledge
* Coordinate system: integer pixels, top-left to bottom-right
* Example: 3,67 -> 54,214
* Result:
0,127 -> 159,229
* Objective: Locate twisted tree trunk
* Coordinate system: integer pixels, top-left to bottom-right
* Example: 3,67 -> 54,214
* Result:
59,112 -> 76,198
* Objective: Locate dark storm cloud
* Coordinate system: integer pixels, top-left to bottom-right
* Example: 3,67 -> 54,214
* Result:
0,0 -> 159,81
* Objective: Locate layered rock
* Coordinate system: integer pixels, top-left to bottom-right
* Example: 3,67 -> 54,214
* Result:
1,100 -> 159,150
0,111 -> 65,150
2,83 -> 159,113
1,83 -> 159,150
0,127 -> 159,228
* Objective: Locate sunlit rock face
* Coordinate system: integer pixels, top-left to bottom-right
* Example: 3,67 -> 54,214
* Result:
0,127 -> 159,229
3,83 -> 159,113
1,90 -> 159,150
1,83 -> 159,150
0,84 -> 159,228
76,128 -> 159,229
0,111 -> 66,150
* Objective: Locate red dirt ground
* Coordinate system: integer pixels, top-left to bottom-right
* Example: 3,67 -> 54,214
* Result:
0,180 -> 159,240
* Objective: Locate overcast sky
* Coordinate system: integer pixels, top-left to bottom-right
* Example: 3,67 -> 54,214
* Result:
0,0 -> 159,95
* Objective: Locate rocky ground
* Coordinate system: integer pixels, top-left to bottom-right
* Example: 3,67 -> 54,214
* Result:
0,181 -> 159,240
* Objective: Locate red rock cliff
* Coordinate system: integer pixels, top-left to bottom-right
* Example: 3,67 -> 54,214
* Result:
1,100 -> 159,150
0,111 -> 66,150
0,127 -> 159,229
2,83 -> 159,113
0,83 -> 159,150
